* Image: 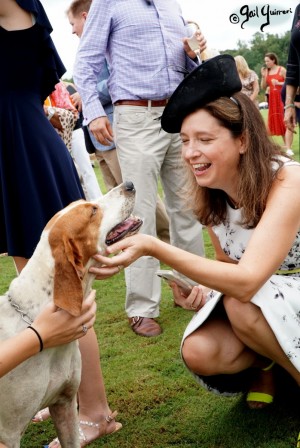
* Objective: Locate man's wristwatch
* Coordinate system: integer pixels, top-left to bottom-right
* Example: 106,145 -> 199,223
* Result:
47,107 -> 56,121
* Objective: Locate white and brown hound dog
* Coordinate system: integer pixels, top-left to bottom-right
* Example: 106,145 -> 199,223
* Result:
0,181 -> 142,448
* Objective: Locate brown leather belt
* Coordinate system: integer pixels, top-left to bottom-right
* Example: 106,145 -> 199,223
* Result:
114,99 -> 168,107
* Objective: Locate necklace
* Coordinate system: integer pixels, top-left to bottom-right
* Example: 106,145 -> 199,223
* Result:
227,196 -> 239,209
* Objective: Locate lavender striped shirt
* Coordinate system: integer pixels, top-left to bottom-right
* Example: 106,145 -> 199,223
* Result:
73,0 -> 197,125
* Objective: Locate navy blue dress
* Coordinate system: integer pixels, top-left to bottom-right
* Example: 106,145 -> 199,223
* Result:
0,22 -> 85,258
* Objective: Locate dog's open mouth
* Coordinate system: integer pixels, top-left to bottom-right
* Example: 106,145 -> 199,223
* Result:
105,216 -> 143,245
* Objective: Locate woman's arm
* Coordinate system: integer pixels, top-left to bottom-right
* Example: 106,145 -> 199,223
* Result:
260,67 -> 268,90
92,166 -> 300,303
0,290 -> 96,378
273,67 -> 286,87
284,84 -> 299,131
250,78 -> 260,102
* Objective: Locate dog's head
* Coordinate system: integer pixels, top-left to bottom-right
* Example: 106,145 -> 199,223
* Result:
46,182 -> 142,316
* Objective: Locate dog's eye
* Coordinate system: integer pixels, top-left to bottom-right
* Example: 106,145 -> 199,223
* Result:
91,206 -> 98,216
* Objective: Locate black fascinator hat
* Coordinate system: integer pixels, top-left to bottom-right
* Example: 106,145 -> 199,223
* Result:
161,54 -> 242,133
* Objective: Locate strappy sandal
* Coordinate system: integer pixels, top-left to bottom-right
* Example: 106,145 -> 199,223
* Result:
79,411 -> 122,445
46,411 -> 122,447
246,360 -> 275,409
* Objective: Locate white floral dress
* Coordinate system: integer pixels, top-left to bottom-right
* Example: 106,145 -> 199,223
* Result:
181,159 -> 300,395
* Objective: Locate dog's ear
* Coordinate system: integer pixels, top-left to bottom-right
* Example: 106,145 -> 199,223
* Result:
48,201 -> 102,316
52,235 -> 85,316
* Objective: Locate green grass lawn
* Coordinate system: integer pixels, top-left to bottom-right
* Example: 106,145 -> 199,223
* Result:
0,114 -> 299,447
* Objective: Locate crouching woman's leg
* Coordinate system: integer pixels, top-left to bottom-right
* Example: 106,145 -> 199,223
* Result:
224,296 -> 300,412
181,312 -> 257,378
224,296 -> 300,384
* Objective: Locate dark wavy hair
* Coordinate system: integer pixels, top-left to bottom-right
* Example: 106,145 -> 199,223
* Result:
183,92 -> 284,228
265,52 -> 279,65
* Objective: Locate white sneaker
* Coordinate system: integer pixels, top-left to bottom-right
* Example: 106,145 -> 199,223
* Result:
286,149 -> 294,156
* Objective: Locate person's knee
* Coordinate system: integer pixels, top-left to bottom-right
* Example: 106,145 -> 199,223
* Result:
181,334 -> 219,376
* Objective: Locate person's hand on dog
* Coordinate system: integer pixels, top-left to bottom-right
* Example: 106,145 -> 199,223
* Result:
32,289 -> 97,348
90,234 -> 153,280
89,259 -> 125,279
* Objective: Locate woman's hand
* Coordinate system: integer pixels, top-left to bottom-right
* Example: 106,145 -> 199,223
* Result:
32,290 -> 97,348
88,262 -> 122,280
170,283 -> 209,311
260,66 -> 267,77
89,234 -> 154,279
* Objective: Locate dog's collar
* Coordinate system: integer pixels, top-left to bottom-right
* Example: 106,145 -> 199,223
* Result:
7,293 -> 33,325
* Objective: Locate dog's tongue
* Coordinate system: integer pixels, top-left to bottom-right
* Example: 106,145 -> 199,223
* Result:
105,216 -> 143,245
108,221 -> 132,239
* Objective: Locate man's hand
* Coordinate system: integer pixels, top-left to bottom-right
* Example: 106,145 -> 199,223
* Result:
183,30 -> 206,60
89,116 -> 114,145
284,107 -> 297,133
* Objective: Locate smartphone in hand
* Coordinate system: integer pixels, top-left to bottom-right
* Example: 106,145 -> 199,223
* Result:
156,270 -> 194,296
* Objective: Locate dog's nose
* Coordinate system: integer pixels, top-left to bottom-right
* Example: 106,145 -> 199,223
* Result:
124,181 -> 135,192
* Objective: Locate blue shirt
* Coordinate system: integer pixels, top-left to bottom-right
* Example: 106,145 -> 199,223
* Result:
74,0 -> 197,125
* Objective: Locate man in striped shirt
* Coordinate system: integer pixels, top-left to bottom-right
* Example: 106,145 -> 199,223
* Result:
74,0 -> 206,337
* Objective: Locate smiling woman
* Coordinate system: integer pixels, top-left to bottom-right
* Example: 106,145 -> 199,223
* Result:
91,54 -> 300,448
180,106 -> 244,204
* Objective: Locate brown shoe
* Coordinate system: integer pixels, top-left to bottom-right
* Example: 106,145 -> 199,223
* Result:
129,316 -> 162,337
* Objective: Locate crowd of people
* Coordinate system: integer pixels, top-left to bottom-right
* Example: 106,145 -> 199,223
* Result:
0,0 -> 299,448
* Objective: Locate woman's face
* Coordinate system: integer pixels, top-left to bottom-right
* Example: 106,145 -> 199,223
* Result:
264,57 -> 275,69
180,109 -> 244,197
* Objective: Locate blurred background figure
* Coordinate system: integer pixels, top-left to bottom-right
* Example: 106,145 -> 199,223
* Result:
234,55 -> 259,106
260,53 -> 288,147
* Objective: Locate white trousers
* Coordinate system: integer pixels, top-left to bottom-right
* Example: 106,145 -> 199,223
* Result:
114,105 -> 204,318
71,128 -> 102,200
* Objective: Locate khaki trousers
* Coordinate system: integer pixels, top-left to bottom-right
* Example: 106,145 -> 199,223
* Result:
95,148 -> 122,191
114,105 -> 204,318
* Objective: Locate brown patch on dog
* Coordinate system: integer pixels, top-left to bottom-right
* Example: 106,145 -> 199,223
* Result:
48,202 -> 102,316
